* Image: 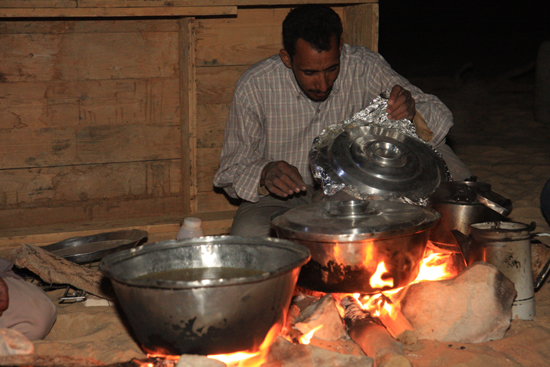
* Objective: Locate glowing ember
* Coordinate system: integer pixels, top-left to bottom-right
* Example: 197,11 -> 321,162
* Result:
299,324 -> 324,345
208,322 -> 281,367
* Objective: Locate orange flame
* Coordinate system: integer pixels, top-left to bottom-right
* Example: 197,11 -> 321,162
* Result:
369,261 -> 394,289
299,324 -> 324,345
208,322 -> 281,367
344,245 -> 459,327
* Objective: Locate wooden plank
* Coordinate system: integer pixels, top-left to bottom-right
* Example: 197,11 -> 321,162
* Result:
0,210 -> 235,253
197,147 -> 221,192
196,65 -> 247,105
0,196 -> 183,230
1,124 -> 180,169
0,161 -> 180,206
197,103 -> 230,148
179,17 -> 195,216
195,7 -> 345,67
196,190 -> 240,213
343,3 -> 379,52
0,31 -> 178,83
0,78 -> 179,129
196,8 -> 286,66
0,19 -> 179,34
0,0 -> 76,8
0,6 -> 237,17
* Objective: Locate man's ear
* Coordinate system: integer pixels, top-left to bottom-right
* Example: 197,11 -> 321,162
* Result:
279,49 -> 292,68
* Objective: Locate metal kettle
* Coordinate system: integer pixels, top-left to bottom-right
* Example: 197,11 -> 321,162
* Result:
428,178 -> 513,246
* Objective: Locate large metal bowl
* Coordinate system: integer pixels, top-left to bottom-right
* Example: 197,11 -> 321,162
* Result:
99,236 -> 310,356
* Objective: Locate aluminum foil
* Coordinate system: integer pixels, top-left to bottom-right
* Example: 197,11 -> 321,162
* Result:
309,92 -> 449,205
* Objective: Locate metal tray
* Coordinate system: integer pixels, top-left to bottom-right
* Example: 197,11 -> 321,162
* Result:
43,229 -> 148,264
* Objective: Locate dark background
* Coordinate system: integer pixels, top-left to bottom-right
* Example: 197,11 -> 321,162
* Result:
378,0 -> 550,79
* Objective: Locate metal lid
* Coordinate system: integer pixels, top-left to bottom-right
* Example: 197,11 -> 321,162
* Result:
270,200 -> 441,242
311,124 -> 448,202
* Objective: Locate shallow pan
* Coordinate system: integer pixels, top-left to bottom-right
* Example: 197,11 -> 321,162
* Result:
43,229 -> 148,264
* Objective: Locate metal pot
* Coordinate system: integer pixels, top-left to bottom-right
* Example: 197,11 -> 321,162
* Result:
99,236 -> 310,355
429,181 -> 512,246
270,199 -> 441,294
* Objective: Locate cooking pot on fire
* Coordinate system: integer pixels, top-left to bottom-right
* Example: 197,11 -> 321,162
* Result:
99,236 -> 310,355
270,199 -> 441,294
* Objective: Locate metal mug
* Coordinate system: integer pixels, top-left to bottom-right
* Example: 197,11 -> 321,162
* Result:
466,221 -> 550,321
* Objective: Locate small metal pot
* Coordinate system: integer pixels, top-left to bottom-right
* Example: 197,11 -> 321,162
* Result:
99,236 -> 310,355
429,181 -> 512,245
270,200 -> 441,294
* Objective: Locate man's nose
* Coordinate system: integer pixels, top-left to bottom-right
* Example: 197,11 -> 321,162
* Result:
316,73 -> 330,92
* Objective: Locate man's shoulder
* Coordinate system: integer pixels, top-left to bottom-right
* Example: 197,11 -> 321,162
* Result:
238,54 -> 287,84
342,43 -> 381,64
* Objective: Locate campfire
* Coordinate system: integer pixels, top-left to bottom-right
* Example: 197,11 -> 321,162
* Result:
127,241 -> 515,367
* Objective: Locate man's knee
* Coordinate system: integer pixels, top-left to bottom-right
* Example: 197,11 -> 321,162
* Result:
0,277 -> 57,340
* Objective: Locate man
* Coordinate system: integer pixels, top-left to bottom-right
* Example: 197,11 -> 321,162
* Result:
213,4 -> 471,236
0,258 -> 57,341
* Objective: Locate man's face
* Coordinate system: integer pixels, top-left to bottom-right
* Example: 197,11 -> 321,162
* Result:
280,37 -> 342,102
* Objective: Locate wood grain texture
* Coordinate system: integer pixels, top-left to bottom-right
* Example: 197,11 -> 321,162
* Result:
0,78 -> 179,129
0,31 -> 178,83
197,103 -> 230,148
1,124 -> 180,169
0,161 -> 180,206
342,3 -> 379,51
196,65 -> 247,105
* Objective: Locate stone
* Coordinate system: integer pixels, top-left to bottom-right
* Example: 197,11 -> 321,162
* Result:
400,262 -> 516,343
293,294 -> 347,341
265,336 -> 373,367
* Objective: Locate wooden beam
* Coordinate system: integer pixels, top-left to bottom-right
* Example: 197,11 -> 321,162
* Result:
0,6 -> 237,18
343,3 -> 379,52
179,17 -> 197,215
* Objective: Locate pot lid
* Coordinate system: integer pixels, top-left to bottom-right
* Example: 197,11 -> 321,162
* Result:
310,94 -> 449,203
270,199 -> 441,242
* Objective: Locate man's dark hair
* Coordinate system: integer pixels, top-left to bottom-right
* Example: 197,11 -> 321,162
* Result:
282,4 -> 343,58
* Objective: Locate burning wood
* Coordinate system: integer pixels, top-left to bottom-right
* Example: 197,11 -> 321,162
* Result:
293,294 -> 347,342
341,296 -> 411,367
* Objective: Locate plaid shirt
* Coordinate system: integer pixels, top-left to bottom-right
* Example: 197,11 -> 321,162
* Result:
213,44 -> 453,202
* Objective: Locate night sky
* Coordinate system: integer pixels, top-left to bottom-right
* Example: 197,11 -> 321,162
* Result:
377,1 -> 550,79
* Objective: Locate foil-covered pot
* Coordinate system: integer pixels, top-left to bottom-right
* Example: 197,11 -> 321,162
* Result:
310,93 -> 450,205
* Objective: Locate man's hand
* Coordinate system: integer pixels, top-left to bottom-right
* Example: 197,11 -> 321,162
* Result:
261,161 -> 307,198
387,85 -> 416,121
0,277 -> 9,317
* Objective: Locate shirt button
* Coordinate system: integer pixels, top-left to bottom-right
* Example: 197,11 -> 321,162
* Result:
317,108 -> 320,113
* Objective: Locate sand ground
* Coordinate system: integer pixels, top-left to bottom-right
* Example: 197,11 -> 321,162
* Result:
2,69 -> 550,367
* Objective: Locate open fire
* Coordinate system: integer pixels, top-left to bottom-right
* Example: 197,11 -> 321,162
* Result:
131,242 -> 463,367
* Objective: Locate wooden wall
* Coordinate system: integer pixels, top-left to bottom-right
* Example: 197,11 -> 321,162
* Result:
0,3 -> 378,241
0,19 -> 183,231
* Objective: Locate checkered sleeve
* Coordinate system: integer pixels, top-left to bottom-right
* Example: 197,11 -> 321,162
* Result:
212,78 -> 268,203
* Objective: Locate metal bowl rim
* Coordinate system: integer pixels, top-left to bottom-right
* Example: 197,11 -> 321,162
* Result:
99,235 -> 311,289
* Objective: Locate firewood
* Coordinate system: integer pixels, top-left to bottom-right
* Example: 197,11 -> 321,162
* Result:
7,243 -> 114,300
341,296 -> 411,367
